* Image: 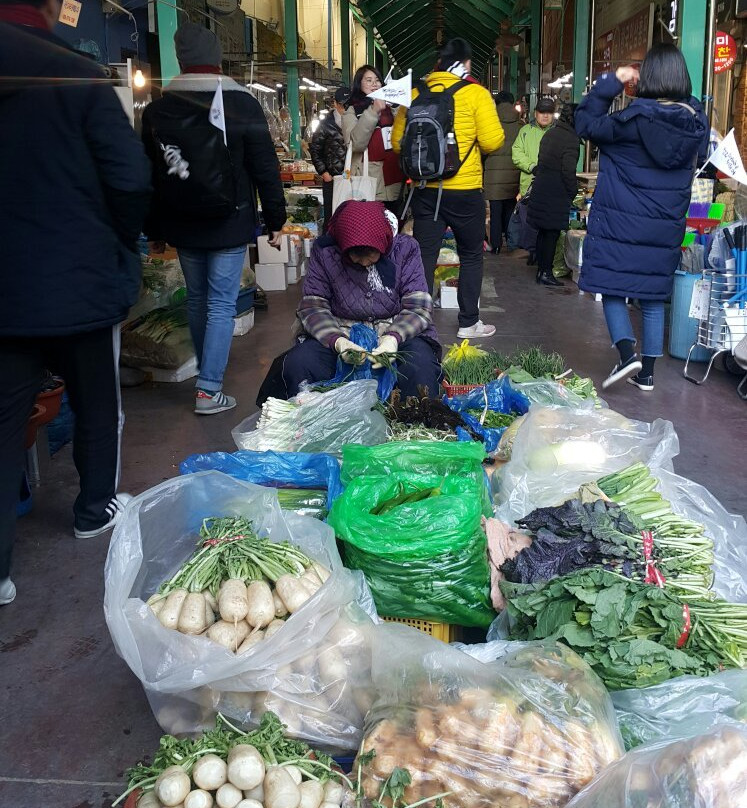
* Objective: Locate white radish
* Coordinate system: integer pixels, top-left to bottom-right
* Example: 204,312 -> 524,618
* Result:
159,590 -> 189,630
243,784 -> 264,802
320,801 -> 341,808
154,765 -> 191,807
301,567 -> 323,587
191,754 -> 228,791
273,591 -> 288,618
323,782 -> 343,806
202,589 -> 218,612
178,592 -> 210,635
204,598 -> 217,630
147,593 -> 167,617
283,766 -> 303,786
298,780 -> 324,808
236,800 -> 263,808
207,620 -> 249,651
245,581 -> 275,628
264,767 -> 301,808
264,618 -> 286,639
318,647 -> 347,683
274,576 -> 312,613
311,562 -> 330,583
226,743 -> 265,790
184,790 -> 214,808
216,783 -> 244,808
237,629 -> 265,654
137,791 -> 163,808
219,579 -> 249,623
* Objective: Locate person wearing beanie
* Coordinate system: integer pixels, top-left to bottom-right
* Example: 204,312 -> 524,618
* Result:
141,22 -> 286,415
0,0 -> 152,600
392,38 -> 504,340
512,95 -> 556,264
484,91 -> 521,254
310,87 -> 350,232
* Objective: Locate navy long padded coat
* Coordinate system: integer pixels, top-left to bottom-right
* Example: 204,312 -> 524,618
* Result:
575,73 -> 709,300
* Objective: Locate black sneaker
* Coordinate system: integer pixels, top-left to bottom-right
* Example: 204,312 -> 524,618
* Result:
602,355 -> 642,389
628,373 -> 654,391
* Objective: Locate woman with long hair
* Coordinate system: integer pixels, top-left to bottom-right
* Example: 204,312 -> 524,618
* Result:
342,65 -> 404,214
576,44 -> 708,391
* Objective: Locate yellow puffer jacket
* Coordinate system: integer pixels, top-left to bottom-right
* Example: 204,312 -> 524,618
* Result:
392,72 -> 504,191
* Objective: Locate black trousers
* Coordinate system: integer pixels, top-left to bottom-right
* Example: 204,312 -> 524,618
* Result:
412,188 -> 485,329
322,179 -> 333,234
0,327 -> 122,579
488,198 -> 515,251
536,228 -> 561,277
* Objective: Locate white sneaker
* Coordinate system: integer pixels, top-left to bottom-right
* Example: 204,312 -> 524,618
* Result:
457,320 -> 497,339
74,493 -> 133,539
0,577 -> 16,606
195,389 -> 237,415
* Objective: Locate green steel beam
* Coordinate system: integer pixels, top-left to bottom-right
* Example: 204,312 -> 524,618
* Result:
509,47 -> 519,96
572,0 -> 590,102
680,0 -> 707,99
366,25 -> 375,64
284,0 -> 301,156
340,0 -> 351,85
382,47 -> 390,76
372,2 -> 431,34
157,1 -> 179,84
454,0 -> 507,24
529,0 -> 541,109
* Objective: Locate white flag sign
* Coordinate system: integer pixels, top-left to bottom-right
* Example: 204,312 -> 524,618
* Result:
209,77 -> 227,146
367,70 -> 413,108
703,128 -> 747,185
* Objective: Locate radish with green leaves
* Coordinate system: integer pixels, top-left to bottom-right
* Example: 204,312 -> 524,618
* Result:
184,790 -> 214,808
216,783 -> 244,808
226,744 -> 265,790
264,767 -> 301,808
155,766 -> 191,806
191,755 -> 227,791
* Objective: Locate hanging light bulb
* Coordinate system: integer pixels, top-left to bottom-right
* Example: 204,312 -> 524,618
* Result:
133,69 -> 146,88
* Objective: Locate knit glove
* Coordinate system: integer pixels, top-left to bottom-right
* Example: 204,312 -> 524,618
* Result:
334,336 -> 367,366
370,334 -> 399,369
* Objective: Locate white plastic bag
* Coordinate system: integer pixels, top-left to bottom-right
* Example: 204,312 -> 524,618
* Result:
492,406 -> 679,523
104,471 -> 376,751
332,146 -> 377,212
232,380 -> 387,457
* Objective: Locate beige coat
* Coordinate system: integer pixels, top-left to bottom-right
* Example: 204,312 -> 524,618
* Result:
341,105 -> 402,202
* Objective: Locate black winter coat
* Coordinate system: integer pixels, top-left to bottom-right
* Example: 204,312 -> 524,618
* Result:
142,74 -> 286,250
527,120 -> 580,231
0,22 -> 151,337
310,113 -> 346,176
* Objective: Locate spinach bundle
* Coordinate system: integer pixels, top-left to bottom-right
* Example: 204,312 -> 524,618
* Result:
501,569 -> 747,690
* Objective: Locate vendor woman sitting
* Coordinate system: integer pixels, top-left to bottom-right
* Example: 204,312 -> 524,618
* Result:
282,200 -> 442,397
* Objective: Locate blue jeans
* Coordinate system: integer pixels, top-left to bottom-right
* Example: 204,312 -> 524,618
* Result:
602,295 -> 665,357
177,246 -> 246,392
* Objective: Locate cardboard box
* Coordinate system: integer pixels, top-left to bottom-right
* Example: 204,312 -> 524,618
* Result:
257,235 -> 289,264
233,308 -> 255,337
286,262 -> 300,285
300,258 -> 308,277
255,263 -> 287,291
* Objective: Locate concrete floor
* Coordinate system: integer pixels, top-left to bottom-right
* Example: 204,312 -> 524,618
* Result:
1,251 -> 745,808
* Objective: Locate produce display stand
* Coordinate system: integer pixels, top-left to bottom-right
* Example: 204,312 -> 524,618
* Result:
381,614 -> 461,643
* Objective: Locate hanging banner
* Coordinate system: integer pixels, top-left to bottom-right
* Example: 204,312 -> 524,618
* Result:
58,0 -> 81,27
714,31 -> 737,74
367,70 -> 413,108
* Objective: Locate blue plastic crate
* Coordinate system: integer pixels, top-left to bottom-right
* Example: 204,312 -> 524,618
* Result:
235,286 -> 256,316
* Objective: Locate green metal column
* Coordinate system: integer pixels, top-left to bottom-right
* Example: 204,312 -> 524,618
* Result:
530,0 -> 541,110
340,0 -> 351,86
509,48 -> 518,97
366,25 -> 375,65
680,0 -> 708,100
572,0 -> 590,102
157,2 -> 179,85
382,48 -> 390,77
284,0 -> 301,156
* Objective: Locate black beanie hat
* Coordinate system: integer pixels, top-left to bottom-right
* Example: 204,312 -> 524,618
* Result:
174,22 -> 222,68
535,96 -> 556,113
437,38 -> 472,70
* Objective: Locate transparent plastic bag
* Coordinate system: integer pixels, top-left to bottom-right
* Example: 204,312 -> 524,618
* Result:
232,380 -> 387,457
492,406 -> 679,523
104,471 -> 376,750
566,725 -> 747,808
513,380 -> 596,409
179,449 -> 343,512
612,669 -> 747,749
356,624 -> 624,808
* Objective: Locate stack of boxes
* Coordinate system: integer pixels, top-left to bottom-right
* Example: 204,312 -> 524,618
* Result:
254,234 -> 310,291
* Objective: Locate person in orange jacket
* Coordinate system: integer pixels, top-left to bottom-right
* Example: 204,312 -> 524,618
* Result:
392,39 -> 503,339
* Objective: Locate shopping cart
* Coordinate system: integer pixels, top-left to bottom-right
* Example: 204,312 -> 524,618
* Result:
684,270 -> 747,385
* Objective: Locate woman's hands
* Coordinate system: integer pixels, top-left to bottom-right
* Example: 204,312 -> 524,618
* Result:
372,98 -> 388,114
334,336 -> 367,365
615,65 -> 639,85
370,334 -> 398,369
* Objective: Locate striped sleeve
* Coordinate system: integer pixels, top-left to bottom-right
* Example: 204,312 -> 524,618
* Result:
384,290 -> 433,343
297,295 -> 344,348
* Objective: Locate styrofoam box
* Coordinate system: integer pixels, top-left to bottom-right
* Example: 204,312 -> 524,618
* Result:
255,263 -> 287,291
286,262 -> 300,285
233,308 -> 255,337
287,236 -> 304,266
300,258 -> 308,277
304,238 -> 313,258
143,355 -> 198,383
257,234 -> 289,264
440,282 -> 459,309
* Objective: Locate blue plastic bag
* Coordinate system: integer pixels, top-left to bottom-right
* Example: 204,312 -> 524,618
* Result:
446,378 -> 531,453
179,450 -> 343,510
317,323 -> 396,401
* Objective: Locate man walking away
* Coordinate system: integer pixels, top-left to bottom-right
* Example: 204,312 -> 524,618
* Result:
142,23 -> 286,415
484,91 -> 521,254
392,38 -> 504,339
0,0 -> 152,604
310,87 -> 349,233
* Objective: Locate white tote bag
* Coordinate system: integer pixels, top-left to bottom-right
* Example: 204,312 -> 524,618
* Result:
332,144 -> 377,212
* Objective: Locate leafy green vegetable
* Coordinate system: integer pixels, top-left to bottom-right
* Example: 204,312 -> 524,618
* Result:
464,409 -> 517,429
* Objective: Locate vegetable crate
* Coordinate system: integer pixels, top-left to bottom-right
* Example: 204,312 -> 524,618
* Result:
442,382 -> 482,398
381,615 -> 461,643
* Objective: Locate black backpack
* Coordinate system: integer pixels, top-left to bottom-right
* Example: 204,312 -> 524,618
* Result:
151,103 -> 238,220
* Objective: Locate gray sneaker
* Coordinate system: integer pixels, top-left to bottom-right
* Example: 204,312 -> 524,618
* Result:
0,577 -> 16,606
195,389 -> 237,415
456,320 -> 497,339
